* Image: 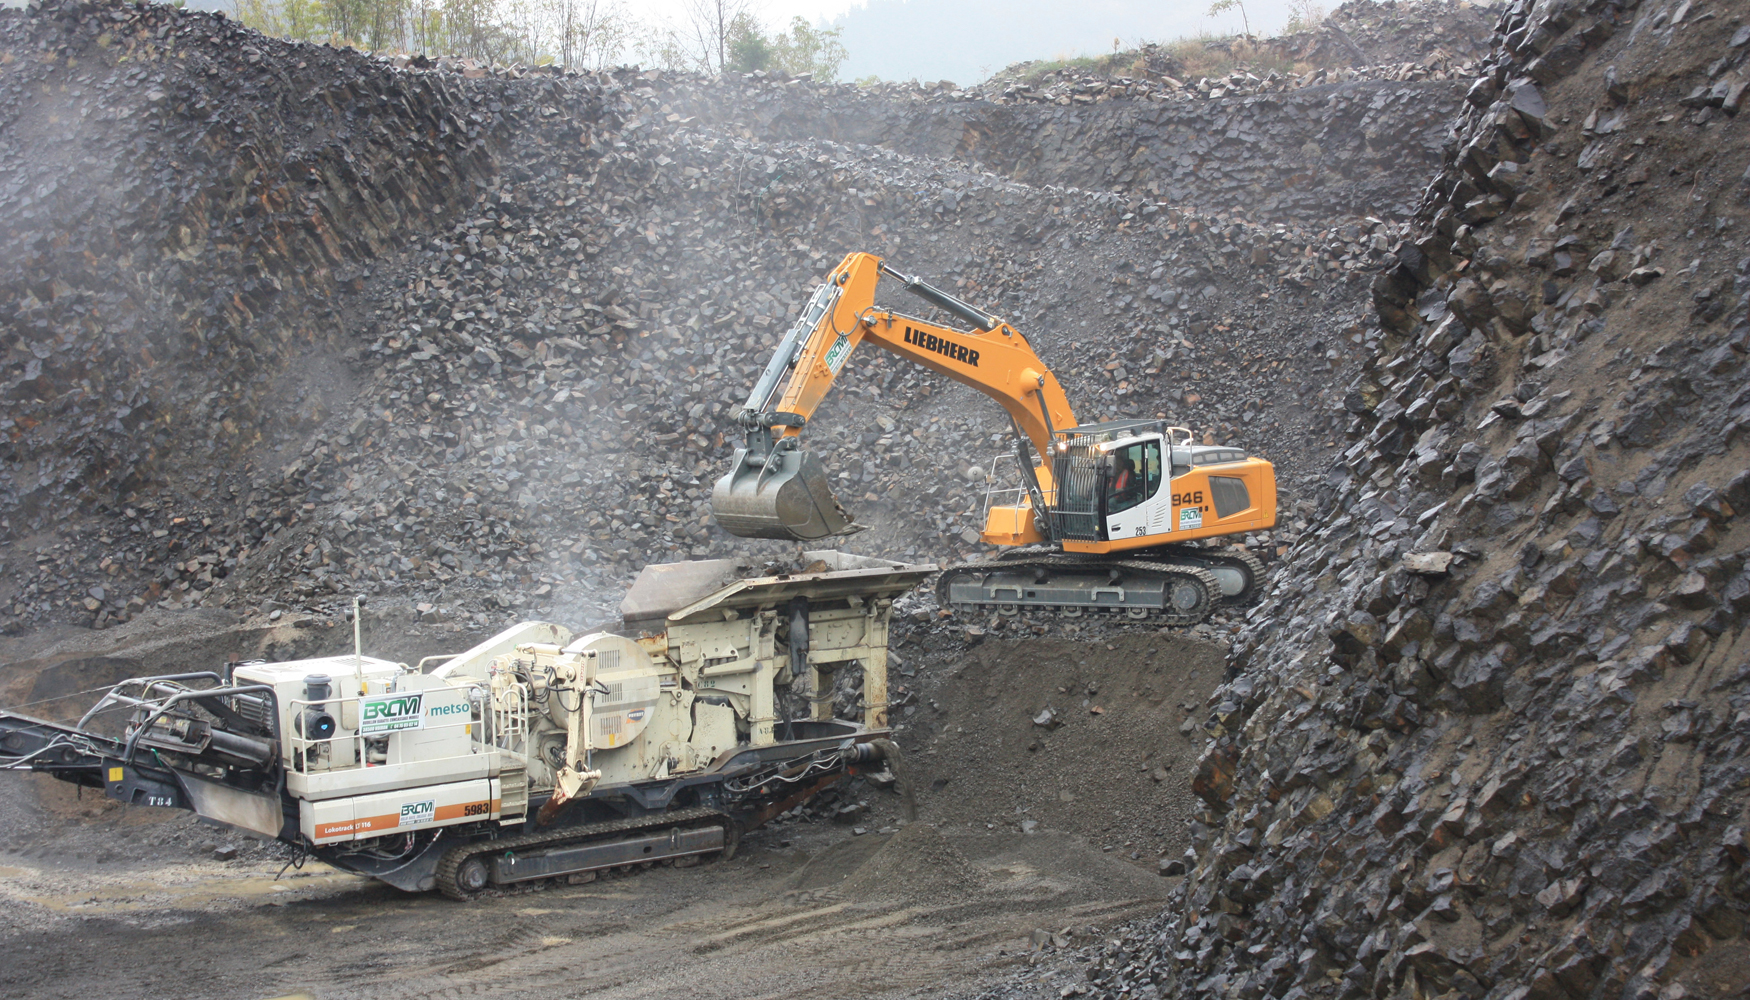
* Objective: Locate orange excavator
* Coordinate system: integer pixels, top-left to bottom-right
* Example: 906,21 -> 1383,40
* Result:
711,252 -> 1276,624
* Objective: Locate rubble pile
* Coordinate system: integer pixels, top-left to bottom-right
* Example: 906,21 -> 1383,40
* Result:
0,0 -> 1476,633
7,0 -> 1749,994
1103,1 -> 1750,998
1263,0 -> 1503,70
977,0 -> 1499,112
0,0 -> 508,623
950,53 -> 1483,106
202,104 -> 1366,623
670,70 -> 1470,221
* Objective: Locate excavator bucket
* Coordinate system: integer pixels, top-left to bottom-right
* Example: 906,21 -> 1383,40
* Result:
711,447 -> 857,541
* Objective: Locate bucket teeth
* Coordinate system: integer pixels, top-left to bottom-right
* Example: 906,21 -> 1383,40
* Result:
710,448 -> 858,541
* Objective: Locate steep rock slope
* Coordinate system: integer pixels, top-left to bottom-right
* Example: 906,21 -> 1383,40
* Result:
1,0 -> 502,506
1119,1 -> 1750,999
0,0 -> 1488,632
669,75 -> 1467,220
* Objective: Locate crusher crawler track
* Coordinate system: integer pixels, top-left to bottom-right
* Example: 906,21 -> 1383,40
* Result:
435,806 -> 738,900
935,546 -> 1266,626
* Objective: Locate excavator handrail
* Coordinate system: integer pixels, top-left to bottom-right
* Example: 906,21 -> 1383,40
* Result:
980,451 -> 1035,522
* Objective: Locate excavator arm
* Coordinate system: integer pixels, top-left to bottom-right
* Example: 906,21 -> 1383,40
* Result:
713,251 -> 1076,542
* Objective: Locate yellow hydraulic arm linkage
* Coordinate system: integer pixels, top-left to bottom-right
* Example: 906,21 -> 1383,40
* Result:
712,251 -> 1074,542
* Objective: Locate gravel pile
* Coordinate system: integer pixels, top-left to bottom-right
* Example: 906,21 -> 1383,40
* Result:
668,70 -> 1471,221
838,821 -> 989,899
984,0 -> 1501,105
1263,0 -> 1502,70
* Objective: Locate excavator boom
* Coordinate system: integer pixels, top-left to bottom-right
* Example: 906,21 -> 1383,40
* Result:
711,252 -> 1074,541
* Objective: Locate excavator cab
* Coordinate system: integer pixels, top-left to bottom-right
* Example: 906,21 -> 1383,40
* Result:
1039,422 -> 1272,548
1044,426 -> 1169,542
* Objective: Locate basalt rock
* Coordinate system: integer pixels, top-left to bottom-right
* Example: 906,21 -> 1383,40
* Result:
1107,1 -> 1750,998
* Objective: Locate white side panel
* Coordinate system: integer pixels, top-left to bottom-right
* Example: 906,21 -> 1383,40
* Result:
1149,481 -> 1173,534
300,777 -> 498,844
288,753 -> 494,801
387,681 -> 473,765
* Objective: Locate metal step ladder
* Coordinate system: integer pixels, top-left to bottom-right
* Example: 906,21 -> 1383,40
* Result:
499,760 -> 528,825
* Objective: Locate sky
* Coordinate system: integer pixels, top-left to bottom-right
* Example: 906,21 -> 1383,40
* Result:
637,0 -> 1304,84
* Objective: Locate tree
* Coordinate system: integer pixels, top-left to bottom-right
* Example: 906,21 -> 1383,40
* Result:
551,0 -> 631,70
233,0 -> 636,68
767,16 -> 847,81
725,12 -> 772,73
1207,0 -> 1250,39
235,0 -> 325,42
723,14 -> 848,80
444,0 -> 525,63
674,0 -> 752,73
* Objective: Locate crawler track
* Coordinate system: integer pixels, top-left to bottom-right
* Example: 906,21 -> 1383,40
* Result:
937,546 -> 1267,625
1155,545 -> 1268,609
435,806 -> 736,900
937,557 -> 1222,626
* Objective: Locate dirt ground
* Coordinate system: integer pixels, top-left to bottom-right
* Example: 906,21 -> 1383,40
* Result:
0,820 -> 1170,1000
0,611 -> 1223,999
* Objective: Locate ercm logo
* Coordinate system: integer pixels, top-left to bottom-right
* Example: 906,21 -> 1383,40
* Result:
363,694 -> 422,722
359,693 -> 426,734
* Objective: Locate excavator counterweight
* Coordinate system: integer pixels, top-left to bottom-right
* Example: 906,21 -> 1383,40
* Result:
710,252 -> 1279,625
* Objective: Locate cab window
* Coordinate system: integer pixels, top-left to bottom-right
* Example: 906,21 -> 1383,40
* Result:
1107,440 -> 1162,514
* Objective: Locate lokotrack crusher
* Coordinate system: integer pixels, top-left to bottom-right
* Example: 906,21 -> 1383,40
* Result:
0,552 -> 930,899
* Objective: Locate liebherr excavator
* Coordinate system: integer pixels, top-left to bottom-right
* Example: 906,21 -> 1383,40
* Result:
712,251 -> 1277,625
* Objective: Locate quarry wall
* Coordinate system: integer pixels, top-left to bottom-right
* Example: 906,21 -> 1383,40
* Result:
1124,1 -> 1750,998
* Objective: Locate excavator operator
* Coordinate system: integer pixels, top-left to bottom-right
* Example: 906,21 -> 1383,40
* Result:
1112,456 -> 1141,506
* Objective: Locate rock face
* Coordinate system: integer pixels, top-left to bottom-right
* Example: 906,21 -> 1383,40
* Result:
1120,1 -> 1750,999
670,74 -> 1468,220
1263,0 -> 1502,70
0,0 -> 1490,632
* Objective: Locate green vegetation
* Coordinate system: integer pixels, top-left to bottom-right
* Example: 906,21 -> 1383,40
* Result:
230,0 -> 842,77
230,0 -> 1322,83
985,0 -> 1332,88
232,0 -> 633,67
725,13 -> 848,80
1282,0 -> 1329,34
996,32 -> 1323,86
